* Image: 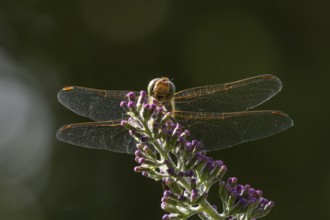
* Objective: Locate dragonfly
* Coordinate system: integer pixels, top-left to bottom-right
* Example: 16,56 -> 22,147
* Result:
56,74 -> 293,154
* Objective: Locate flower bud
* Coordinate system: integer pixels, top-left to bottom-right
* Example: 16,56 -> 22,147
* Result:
120,101 -> 127,108
127,92 -> 135,101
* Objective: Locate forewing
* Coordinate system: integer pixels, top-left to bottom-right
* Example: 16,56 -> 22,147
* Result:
57,86 -> 138,121
174,75 -> 282,112
174,110 -> 293,151
56,120 -> 136,154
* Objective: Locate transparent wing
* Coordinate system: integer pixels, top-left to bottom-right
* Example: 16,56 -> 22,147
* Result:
57,86 -> 138,121
174,75 -> 282,112
56,120 -> 136,154
174,110 -> 293,151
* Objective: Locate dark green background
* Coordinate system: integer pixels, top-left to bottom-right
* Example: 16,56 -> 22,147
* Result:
0,1 -> 328,219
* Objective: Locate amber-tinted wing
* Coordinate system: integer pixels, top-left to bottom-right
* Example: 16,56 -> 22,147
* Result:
174,75 -> 282,113
174,110 -> 293,151
57,86 -> 139,121
56,120 -> 136,154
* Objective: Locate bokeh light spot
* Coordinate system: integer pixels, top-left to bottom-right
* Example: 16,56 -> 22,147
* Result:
0,50 -> 52,187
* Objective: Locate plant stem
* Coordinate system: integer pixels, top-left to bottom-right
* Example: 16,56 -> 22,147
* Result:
199,200 -> 224,220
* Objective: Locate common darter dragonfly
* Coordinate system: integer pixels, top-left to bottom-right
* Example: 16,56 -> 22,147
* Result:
56,75 -> 293,154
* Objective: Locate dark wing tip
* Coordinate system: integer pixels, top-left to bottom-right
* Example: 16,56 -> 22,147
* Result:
271,110 -> 294,127
57,86 -> 88,113
246,74 -> 282,102
58,124 -> 72,131
261,74 -> 283,90
57,86 -> 75,102
260,74 -> 277,79
56,124 -> 71,141
62,86 -> 75,91
257,73 -> 282,81
271,110 -> 286,116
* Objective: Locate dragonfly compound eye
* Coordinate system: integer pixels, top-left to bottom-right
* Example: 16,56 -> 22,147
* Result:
147,78 -> 161,97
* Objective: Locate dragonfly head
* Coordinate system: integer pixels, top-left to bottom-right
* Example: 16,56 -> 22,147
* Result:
148,77 -> 176,103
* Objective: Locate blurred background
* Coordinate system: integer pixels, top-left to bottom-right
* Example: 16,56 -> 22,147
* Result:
0,1 -> 329,219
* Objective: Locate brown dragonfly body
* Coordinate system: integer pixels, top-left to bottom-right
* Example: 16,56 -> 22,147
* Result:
56,75 -> 293,154
148,77 -> 176,113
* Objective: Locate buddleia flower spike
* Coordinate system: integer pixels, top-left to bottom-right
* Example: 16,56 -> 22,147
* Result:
120,91 -> 275,220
